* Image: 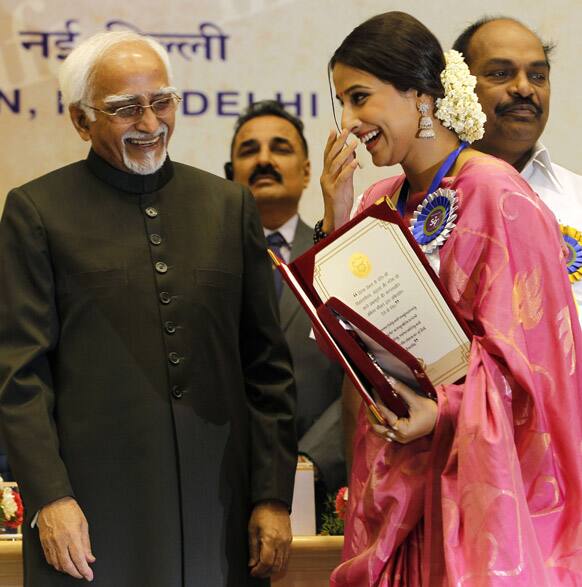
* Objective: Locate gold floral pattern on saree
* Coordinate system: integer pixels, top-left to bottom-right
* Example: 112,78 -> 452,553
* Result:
557,306 -> 576,375
444,227 -> 508,310
480,318 -> 557,396
499,189 -> 543,221
399,452 -> 430,476
530,475 -> 563,517
546,522 -> 582,573
512,268 -> 543,330
454,483 -> 524,583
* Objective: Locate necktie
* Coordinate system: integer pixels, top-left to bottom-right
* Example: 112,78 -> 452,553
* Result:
266,232 -> 286,299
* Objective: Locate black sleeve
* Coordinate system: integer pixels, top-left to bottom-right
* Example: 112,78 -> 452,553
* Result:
238,187 -> 297,508
0,189 -> 73,516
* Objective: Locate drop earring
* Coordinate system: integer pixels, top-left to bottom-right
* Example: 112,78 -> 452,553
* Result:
417,102 -> 435,139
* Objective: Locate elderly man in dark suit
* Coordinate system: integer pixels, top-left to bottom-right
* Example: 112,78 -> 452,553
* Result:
0,32 -> 296,586
227,102 -> 345,523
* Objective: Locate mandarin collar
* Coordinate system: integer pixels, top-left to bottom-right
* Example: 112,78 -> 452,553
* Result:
85,149 -> 174,194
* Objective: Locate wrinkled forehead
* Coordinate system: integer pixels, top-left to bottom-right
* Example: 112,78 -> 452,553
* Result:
89,41 -> 170,102
234,115 -> 304,150
469,20 -> 547,65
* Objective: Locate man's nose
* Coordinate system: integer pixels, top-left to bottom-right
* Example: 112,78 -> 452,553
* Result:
257,145 -> 273,165
510,71 -> 534,98
135,106 -> 161,134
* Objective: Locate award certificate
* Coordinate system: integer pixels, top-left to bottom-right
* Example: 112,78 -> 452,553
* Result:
312,216 -> 470,388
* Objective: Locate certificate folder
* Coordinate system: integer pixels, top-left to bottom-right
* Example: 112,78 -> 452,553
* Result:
270,197 -> 472,422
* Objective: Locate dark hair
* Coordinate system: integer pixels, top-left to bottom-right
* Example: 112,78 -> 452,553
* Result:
330,11 -> 445,99
229,100 -> 308,157
452,16 -> 556,66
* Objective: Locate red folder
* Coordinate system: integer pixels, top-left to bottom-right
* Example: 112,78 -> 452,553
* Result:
270,197 -> 472,422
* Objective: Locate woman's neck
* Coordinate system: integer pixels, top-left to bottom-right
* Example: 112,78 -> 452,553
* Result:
401,127 -> 461,194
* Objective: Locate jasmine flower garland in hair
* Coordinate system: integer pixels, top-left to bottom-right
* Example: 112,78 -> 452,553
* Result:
435,50 -> 486,143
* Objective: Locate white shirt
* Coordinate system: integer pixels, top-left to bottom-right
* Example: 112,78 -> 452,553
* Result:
521,143 -> 582,315
264,214 -> 298,263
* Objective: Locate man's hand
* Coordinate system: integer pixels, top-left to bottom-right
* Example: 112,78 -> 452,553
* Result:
37,496 -> 96,581
248,500 -> 292,578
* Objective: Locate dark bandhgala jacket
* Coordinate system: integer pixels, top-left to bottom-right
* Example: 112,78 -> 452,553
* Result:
0,150 -> 297,587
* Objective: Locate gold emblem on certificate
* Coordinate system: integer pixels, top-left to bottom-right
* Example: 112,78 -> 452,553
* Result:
349,253 -> 372,278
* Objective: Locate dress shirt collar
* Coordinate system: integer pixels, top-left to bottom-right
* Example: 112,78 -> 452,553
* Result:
264,214 -> 299,247
521,142 -> 562,191
86,149 -> 174,194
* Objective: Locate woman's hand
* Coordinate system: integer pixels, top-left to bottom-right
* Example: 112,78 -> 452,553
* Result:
320,129 -> 359,232
368,377 -> 438,444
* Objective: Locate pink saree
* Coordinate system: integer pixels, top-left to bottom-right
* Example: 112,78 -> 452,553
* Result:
331,157 -> 582,586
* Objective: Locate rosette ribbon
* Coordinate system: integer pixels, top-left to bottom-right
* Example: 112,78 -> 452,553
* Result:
410,188 -> 458,254
561,224 -> 582,283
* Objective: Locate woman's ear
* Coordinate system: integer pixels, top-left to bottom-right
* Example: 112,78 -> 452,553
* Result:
415,91 -> 434,104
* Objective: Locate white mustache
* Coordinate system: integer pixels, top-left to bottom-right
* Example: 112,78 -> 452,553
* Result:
123,123 -> 168,142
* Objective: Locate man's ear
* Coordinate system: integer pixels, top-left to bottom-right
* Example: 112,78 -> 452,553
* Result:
302,158 -> 311,189
69,104 -> 92,142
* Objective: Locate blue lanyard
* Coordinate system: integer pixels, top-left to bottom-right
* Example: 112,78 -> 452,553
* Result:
396,141 -> 469,217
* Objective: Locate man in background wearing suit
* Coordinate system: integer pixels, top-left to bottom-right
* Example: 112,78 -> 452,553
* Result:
227,101 -> 345,523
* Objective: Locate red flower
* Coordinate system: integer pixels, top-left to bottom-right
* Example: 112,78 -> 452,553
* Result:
4,491 -> 23,529
334,486 -> 348,520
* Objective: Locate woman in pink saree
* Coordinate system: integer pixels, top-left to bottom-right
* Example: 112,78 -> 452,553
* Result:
319,11 -> 582,586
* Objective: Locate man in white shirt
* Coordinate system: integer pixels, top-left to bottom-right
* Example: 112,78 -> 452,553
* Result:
453,17 -> 582,309
226,101 -> 346,524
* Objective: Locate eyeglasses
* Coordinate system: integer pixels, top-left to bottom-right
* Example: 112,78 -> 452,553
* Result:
84,94 -> 182,124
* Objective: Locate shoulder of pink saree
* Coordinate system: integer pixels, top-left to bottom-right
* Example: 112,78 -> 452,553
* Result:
356,174 -> 405,215
333,156 -> 582,586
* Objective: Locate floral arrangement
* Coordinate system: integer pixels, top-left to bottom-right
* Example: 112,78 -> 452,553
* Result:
435,49 -> 486,143
0,478 -> 24,531
320,486 -> 348,536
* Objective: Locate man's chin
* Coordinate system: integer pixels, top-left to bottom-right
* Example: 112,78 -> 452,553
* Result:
488,118 -> 544,144
123,148 -> 167,175
503,123 -> 543,143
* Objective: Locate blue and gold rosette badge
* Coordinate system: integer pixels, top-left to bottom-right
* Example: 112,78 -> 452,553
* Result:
561,225 -> 582,283
410,188 -> 458,254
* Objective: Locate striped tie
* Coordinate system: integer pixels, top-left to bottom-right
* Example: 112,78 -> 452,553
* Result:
266,231 -> 286,299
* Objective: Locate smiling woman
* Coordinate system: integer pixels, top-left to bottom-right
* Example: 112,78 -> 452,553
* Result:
318,11 -> 582,587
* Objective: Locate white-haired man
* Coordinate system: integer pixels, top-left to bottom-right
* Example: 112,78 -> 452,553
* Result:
0,31 -> 296,586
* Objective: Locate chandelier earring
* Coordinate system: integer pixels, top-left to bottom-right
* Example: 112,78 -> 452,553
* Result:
417,102 -> 435,139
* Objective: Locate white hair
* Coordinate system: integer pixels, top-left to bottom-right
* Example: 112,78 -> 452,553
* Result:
59,31 -> 173,120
